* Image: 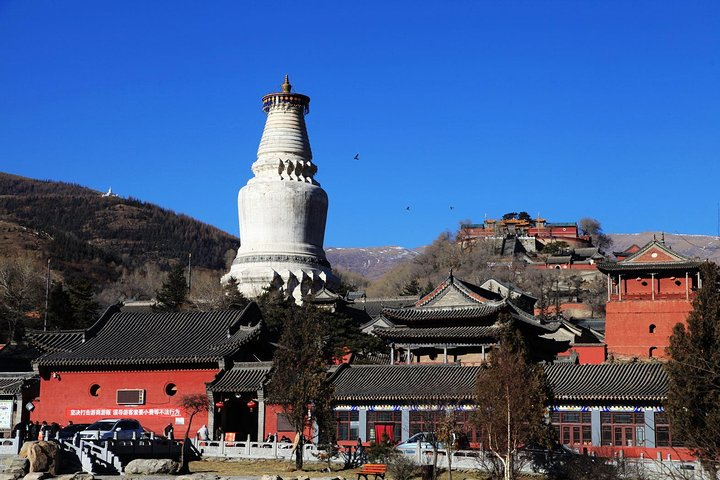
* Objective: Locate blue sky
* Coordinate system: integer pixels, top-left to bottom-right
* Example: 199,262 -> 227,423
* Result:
1,1 -> 718,248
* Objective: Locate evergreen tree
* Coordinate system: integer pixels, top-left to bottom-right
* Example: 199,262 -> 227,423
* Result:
267,304 -> 334,469
255,284 -> 295,342
401,278 -> 421,296
222,277 -> 250,310
154,265 -> 188,311
47,282 -> 73,329
666,262 -> 720,477
67,278 -> 100,328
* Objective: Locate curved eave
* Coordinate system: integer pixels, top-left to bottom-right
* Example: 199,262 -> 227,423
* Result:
333,394 -> 476,402
36,355 -> 226,368
555,395 -> 665,402
597,262 -> 702,273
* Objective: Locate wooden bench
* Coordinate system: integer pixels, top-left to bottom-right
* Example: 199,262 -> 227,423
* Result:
357,463 -> 387,480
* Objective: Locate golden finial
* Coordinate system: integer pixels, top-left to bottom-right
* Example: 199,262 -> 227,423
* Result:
281,75 -> 292,93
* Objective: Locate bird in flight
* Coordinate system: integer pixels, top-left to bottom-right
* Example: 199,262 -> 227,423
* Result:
353,154 -> 360,160
406,206 -> 411,211
450,206 -> 454,210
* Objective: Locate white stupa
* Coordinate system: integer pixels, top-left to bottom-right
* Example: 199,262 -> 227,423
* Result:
223,76 -> 338,302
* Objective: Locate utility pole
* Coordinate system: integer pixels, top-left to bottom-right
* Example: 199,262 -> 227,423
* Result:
43,258 -> 50,332
187,253 -> 192,292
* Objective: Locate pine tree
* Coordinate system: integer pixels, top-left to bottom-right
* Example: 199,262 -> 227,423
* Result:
401,278 -> 421,296
666,262 -> 720,477
67,278 -> 100,328
267,304 -> 334,470
47,282 -> 73,329
154,265 -> 188,311
222,277 -> 250,310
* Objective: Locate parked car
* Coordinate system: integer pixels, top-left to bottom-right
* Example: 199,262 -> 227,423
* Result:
395,432 -> 437,454
78,418 -> 145,441
58,423 -> 91,440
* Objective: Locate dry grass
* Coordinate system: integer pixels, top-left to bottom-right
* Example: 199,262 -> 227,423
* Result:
187,458 -> 542,479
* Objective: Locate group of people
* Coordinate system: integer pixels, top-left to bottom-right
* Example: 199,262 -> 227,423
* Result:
12,420 -> 64,442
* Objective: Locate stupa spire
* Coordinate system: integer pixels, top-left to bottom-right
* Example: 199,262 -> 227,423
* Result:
281,75 -> 292,93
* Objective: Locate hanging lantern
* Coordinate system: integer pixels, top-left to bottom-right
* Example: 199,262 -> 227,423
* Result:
215,401 -> 224,409
247,399 -> 257,412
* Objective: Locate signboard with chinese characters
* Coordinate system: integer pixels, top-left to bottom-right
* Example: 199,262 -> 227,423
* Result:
66,407 -> 181,417
0,400 -> 13,429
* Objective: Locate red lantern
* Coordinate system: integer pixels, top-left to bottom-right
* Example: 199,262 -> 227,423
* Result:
215,401 -> 224,408
247,399 -> 257,412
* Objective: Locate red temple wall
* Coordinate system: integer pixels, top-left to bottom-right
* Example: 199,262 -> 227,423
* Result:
605,300 -> 692,358
573,344 -> 607,364
622,276 -> 690,297
32,369 -> 218,434
264,404 -> 313,440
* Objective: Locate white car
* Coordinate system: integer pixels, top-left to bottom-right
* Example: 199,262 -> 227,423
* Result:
395,432 -> 438,454
78,418 -> 145,441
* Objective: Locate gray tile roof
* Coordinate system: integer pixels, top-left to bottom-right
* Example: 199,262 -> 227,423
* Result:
0,373 -> 38,395
36,304 -> 264,368
347,297 -> 418,318
207,362 -> 272,392
545,363 -> 667,401
331,364 -> 481,402
28,330 -> 85,353
373,325 -> 501,342
381,303 -> 505,323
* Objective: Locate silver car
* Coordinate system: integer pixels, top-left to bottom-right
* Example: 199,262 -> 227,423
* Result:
78,418 -> 145,441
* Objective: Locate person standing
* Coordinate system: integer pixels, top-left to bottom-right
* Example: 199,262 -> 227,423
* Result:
164,423 -> 174,439
197,424 -> 209,441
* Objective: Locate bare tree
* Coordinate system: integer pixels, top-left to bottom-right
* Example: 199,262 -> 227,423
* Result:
473,322 -> 551,480
578,217 -> 612,251
0,257 -> 44,342
178,393 -> 210,473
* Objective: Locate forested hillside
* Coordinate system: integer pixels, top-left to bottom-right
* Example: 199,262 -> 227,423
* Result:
0,172 -> 239,283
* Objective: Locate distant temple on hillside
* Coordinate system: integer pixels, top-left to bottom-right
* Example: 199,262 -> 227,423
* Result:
223,77 -> 338,302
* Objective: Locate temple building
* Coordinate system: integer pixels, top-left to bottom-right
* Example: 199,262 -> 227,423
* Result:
223,77 -> 338,302
364,274 -> 605,365
31,304 -> 270,439
597,239 -> 703,359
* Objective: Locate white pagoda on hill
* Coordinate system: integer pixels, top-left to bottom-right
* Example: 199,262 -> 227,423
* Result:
223,76 -> 338,302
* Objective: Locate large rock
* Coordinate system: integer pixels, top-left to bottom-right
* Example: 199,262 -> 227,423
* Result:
123,458 -> 180,475
260,475 -> 283,480
0,457 -> 28,477
54,474 -> 94,480
17,442 -> 60,475
22,473 -> 49,480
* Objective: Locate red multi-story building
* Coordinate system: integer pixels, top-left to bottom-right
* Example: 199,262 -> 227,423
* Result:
597,240 -> 702,359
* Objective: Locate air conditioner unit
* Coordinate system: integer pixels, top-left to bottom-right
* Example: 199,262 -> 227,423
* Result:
116,389 -> 145,405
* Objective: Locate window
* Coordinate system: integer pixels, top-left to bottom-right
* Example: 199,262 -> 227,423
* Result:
89,384 -> 101,397
165,383 -> 177,396
277,413 -> 293,431
335,411 -> 359,441
655,412 -> 682,447
601,412 -> 645,447
366,411 -> 402,443
649,346 -> 657,357
409,411 -> 439,437
649,324 -> 656,334
550,411 -> 592,447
